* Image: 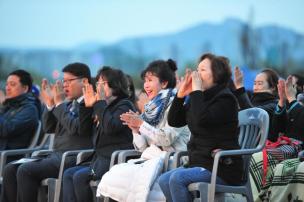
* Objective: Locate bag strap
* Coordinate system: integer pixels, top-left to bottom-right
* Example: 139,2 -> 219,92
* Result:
262,148 -> 268,186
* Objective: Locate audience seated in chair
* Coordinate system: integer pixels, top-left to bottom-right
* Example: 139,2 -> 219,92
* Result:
97,59 -> 190,202
249,75 -> 304,201
158,53 -> 244,202
0,63 -> 93,202
233,67 -> 279,141
0,69 -> 41,152
62,66 -> 136,202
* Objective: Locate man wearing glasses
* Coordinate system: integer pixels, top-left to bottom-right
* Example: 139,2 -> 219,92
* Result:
1,63 -> 93,202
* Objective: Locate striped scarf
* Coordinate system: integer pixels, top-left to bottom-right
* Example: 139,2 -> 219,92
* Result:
141,88 -> 176,126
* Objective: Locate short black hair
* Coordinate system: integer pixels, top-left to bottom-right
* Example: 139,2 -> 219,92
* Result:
125,74 -> 136,104
96,66 -> 129,98
62,62 -> 91,83
261,69 -> 279,95
292,74 -> 304,87
9,69 -> 33,92
141,59 -> 177,89
199,53 -> 232,86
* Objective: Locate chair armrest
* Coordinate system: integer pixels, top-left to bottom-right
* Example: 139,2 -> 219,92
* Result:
172,151 -> 188,168
31,149 -> 53,157
0,148 -> 41,179
208,147 -> 264,202
117,149 -> 142,163
53,150 -> 89,202
109,150 -> 123,168
76,149 -> 94,164
58,150 -> 89,179
163,151 -> 175,171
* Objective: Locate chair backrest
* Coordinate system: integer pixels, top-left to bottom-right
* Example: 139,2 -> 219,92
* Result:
238,107 -> 269,181
36,133 -> 55,150
27,120 -> 42,149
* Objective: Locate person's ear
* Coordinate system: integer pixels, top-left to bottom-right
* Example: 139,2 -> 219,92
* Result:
161,81 -> 168,89
82,78 -> 89,85
23,85 -> 29,93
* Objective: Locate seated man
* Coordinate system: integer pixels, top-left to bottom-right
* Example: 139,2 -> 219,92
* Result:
1,63 -> 93,202
0,69 -> 41,151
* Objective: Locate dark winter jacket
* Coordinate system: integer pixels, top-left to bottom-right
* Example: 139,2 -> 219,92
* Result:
0,93 -> 41,150
168,85 -> 244,185
79,97 -> 135,160
233,87 -> 278,141
272,100 -> 304,142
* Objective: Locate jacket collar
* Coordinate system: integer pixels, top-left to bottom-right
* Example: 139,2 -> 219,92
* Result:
202,84 -> 227,100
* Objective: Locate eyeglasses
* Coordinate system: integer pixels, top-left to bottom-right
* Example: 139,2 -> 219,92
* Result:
62,77 -> 82,85
95,81 -> 108,87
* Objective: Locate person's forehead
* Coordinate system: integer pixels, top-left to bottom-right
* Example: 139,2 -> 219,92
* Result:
7,75 -> 21,82
145,72 -> 158,79
63,72 -> 77,78
255,73 -> 267,81
198,58 -> 211,67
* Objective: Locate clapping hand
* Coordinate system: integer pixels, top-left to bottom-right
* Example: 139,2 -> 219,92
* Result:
285,75 -> 297,103
191,71 -> 203,91
177,69 -> 192,98
53,80 -> 65,106
83,84 -> 98,107
277,79 -> 286,107
120,110 -> 143,133
41,79 -> 55,107
233,66 -> 244,89
0,89 -> 5,104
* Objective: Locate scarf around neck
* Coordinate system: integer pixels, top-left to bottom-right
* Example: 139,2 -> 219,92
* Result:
141,88 -> 176,126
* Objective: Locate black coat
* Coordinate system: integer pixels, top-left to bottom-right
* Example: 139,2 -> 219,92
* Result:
79,97 -> 135,160
0,93 -> 41,150
168,85 -> 244,185
272,100 -> 304,142
42,100 -> 92,152
233,87 -> 278,141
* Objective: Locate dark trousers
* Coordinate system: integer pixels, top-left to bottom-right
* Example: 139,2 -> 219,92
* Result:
1,163 -> 19,202
1,152 -> 75,202
62,156 -> 110,202
62,166 -> 91,202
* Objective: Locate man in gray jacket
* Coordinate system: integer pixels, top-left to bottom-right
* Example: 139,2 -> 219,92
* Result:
1,63 -> 93,202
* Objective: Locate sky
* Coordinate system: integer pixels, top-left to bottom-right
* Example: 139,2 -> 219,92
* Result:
0,0 -> 303,49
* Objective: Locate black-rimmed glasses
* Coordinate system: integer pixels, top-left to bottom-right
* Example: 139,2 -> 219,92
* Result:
62,77 -> 82,85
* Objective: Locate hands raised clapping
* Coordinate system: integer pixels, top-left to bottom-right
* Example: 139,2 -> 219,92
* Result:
277,75 -> 297,107
41,79 -> 55,107
120,110 -> 143,133
41,79 -> 65,107
177,69 -> 192,98
177,68 -> 205,98
83,84 -> 98,107
233,66 -> 244,89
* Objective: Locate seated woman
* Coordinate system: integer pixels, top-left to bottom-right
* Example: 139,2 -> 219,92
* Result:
233,67 -> 279,141
62,66 -> 136,202
158,53 -> 244,202
273,75 -> 304,142
97,59 -> 190,202
250,76 -> 304,201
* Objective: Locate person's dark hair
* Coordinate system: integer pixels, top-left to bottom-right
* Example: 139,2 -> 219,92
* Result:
9,69 -> 33,92
199,53 -> 232,86
292,74 -> 304,93
96,66 -> 129,98
62,62 -> 91,83
125,74 -> 136,104
261,69 -> 279,95
141,59 -> 177,89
